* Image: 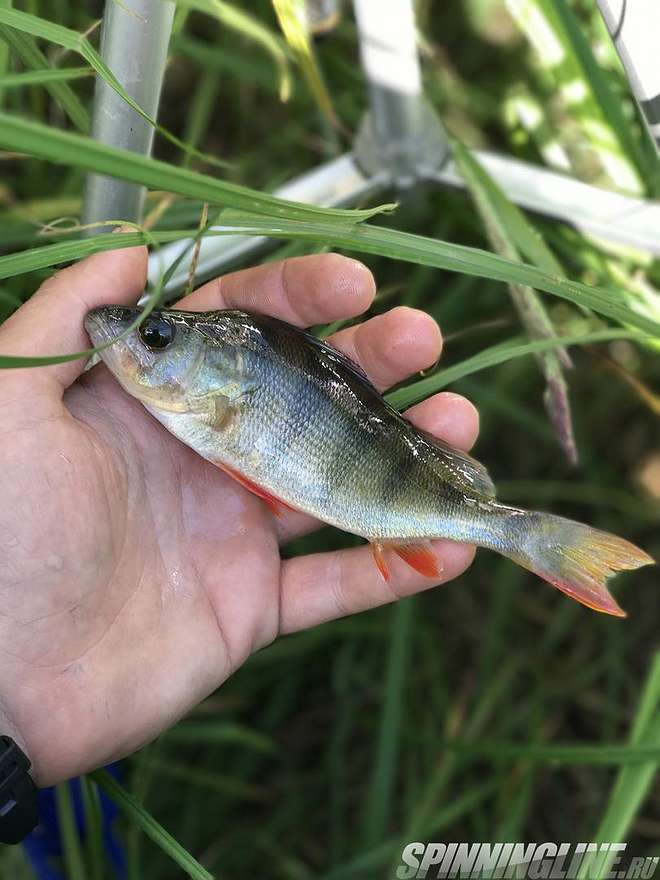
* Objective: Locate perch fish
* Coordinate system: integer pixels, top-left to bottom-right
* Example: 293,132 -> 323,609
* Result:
85,306 -> 654,617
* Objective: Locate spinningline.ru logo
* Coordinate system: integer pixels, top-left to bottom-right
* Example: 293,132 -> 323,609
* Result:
395,842 -> 659,879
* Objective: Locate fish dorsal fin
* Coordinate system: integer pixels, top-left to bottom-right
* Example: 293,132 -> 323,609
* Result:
419,429 -> 496,498
194,311 -> 380,394
300,330 -> 378,391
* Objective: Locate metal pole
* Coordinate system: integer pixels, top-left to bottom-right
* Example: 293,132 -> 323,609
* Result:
351,0 -> 449,186
82,0 -> 175,227
147,0 -> 660,289
597,0 -> 660,153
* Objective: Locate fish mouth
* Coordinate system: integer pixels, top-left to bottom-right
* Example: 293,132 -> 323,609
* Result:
84,305 -> 140,345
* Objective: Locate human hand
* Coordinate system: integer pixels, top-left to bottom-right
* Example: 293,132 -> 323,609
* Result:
0,242 -> 479,786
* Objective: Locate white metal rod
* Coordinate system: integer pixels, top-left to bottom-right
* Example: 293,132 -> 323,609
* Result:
148,149 -> 660,293
597,0 -> 660,151
148,154 -> 387,293
82,0 -> 175,226
432,151 -> 660,256
351,0 -> 448,184
353,0 -> 422,98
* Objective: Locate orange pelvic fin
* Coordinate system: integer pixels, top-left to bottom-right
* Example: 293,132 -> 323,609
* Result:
217,464 -> 294,517
370,540 -> 442,580
371,542 -> 391,580
393,541 -> 443,578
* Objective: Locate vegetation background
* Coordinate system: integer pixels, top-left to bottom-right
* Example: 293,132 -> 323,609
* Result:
0,0 -> 658,877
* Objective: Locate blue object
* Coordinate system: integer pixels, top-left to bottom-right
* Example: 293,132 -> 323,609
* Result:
22,764 -> 126,880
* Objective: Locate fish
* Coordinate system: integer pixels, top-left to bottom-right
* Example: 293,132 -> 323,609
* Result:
85,305 -> 654,617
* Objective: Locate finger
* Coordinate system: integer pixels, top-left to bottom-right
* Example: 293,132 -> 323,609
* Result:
328,306 -> 441,391
279,538 -> 476,634
277,390 -> 481,543
403,392 -> 480,452
0,232 -> 147,393
175,253 -> 376,326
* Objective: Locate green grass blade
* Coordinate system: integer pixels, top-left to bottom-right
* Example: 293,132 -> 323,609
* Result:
91,768 -> 215,880
164,720 -> 276,752
0,25 -> 89,130
456,147 -> 564,277
576,652 -> 660,879
0,113 -> 391,223
0,65 -> 91,87
549,0 -> 659,189
205,215 -> 660,337
0,6 -> 228,171
2,222 -> 659,338
80,776 -> 104,880
1,221 -> 657,337
173,34 -> 278,93
386,329 -> 642,410
181,70 -> 218,167
361,598 -> 415,847
55,782 -> 86,880
272,0 -> 337,127
175,0 -> 292,101
321,780 -> 500,880
0,0 -> 10,110
452,138 -> 577,461
440,740 -> 660,765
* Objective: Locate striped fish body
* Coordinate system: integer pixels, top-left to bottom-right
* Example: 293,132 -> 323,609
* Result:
85,306 -> 653,616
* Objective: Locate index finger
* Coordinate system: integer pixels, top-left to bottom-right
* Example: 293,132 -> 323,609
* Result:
175,253 -> 376,326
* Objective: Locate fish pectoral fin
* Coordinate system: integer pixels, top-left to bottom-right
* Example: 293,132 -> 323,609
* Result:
216,464 -> 294,517
370,540 -> 443,580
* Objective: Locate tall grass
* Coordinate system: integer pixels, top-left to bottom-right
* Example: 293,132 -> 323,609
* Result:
0,1 -> 658,877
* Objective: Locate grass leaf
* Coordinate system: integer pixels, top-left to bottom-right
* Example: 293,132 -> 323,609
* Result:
386,328 -> 642,411
0,64 -> 92,88
272,0 -> 337,126
0,112 -> 392,223
175,0 -> 292,101
90,769 -> 214,880
361,599 -> 415,846
0,6 -> 229,171
55,783 -> 87,880
453,138 -> 577,462
577,653 -> 660,878
0,25 -> 89,129
1,221 -> 659,339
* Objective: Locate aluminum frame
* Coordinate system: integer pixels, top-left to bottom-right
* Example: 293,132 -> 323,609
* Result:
81,0 -> 660,290
82,0 -> 175,227
597,0 -> 660,152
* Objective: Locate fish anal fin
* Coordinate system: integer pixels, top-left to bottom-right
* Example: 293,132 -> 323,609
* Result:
370,540 -> 443,580
393,541 -> 443,578
217,464 -> 294,517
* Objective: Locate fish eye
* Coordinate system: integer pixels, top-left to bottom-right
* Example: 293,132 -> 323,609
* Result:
139,316 -> 176,350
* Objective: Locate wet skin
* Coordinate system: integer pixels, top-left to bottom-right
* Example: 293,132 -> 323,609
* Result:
0,242 -> 479,785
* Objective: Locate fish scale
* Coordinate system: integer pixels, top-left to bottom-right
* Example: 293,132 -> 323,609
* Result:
85,305 -> 654,617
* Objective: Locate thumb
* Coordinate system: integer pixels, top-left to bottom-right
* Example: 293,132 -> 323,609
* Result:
0,230 -> 147,393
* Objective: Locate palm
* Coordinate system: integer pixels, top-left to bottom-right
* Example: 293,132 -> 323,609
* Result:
3,363 -> 285,779
0,246 -> 477,786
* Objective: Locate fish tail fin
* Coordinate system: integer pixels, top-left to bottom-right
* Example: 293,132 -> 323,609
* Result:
491,509 -> 654,617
